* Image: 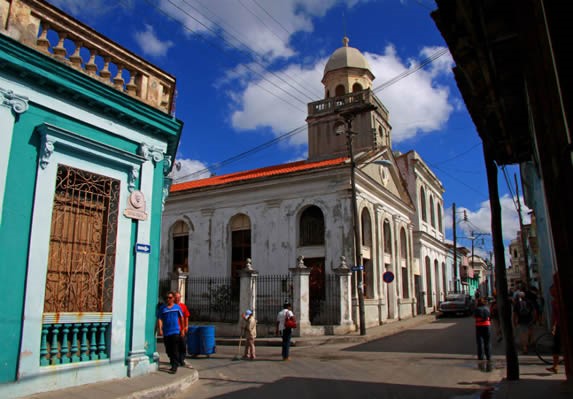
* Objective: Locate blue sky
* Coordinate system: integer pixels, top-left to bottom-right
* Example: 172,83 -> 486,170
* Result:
47,0 -> 529,259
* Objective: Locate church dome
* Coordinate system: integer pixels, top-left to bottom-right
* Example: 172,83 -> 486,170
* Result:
324,37 -> 371,75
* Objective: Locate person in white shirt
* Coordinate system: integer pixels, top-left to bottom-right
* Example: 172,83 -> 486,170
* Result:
276,301 -> 294,361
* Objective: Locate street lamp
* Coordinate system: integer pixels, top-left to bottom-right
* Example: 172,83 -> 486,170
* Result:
336,103 -> 377,336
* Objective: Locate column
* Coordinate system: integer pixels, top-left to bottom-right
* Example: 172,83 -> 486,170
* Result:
239,258 -> 258,322
289,256 -> 311,337
128,144 -> 163,376
0,87 -> 29,225
334,256 -> 353,328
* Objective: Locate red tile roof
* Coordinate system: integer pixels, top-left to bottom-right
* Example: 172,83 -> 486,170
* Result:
171,157 -> 348,193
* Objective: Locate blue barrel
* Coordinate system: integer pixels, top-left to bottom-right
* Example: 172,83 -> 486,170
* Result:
198,326 -> 216,355
187,326 -> 200,355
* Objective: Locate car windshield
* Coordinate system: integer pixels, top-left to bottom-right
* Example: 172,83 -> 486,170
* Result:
445,294 -> 466,302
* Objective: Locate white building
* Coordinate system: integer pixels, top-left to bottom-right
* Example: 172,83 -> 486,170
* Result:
161,37 -> 448,332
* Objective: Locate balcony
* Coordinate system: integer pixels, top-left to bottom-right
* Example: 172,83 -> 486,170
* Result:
1,0 -> 175,114
307,89 -> 388,118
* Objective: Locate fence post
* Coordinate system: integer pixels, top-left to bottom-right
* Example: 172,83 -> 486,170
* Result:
239,259 -> 258,323
177,269 -> 189,302
334,256 -> 354,332
289,256 -> 310,337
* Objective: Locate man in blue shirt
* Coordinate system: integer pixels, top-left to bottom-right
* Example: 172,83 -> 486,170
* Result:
157,291 -> 184,373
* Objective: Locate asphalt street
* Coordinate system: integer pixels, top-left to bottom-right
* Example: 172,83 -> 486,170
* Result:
173,317 -> 506,399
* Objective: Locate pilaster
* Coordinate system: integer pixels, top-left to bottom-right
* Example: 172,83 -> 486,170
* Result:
289,256 -> 311,337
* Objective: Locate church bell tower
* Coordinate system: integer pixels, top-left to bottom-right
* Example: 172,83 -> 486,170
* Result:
306,37 -> 392,160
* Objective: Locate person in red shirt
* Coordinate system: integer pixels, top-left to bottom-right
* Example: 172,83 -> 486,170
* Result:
175,291 -> 190,367
474,297 -> 492,371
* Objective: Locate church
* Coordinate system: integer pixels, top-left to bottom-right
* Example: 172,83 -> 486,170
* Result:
161,37 -> 448,331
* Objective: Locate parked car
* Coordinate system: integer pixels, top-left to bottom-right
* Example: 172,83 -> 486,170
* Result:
438,293 -> 475,317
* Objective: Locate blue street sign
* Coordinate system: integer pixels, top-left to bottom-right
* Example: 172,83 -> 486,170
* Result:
351,265 -> 364,272
382,271 -> 395,283
135,243 -> 151,254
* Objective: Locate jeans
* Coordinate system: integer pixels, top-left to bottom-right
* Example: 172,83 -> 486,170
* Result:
281,328 -> 292,359
476,326 -> 491,361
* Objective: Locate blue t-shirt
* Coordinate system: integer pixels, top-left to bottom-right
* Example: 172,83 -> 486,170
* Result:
157,304 -> 183,336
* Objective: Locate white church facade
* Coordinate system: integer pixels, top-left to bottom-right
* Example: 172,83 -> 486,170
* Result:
160,38 -> 448,333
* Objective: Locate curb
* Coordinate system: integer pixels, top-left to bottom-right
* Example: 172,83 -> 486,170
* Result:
118,369 -> 199,399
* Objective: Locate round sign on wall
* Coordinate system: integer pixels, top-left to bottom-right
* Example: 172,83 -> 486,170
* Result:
382,271 -> 395,283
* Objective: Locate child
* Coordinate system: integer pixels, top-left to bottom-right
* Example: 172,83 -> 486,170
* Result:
242,309 -> 257,360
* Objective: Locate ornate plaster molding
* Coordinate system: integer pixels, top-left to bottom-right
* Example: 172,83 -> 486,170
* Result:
138,143 -> 165,163
128,165 -> 140,193
162,178 -> 173,210
0,87 -> 29,115
39,135 -> 55,169
163,155 -> 172,176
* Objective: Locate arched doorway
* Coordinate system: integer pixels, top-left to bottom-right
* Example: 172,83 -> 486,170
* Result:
230,213 -> 251,298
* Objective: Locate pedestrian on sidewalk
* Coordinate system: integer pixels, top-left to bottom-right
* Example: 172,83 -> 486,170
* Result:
474,297 -> 492,371
157,291 -> 185,374
175,291 -> 190,367
276,301 -> 295,361
546,283 -> 562,374
513,291 -> 536,354
242,309 -> 257,360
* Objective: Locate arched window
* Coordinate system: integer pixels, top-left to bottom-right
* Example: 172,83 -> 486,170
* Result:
425,256 -> 432,306
352,82 -> 363,92
335,84 -> 345,97
172,220 -> 189,273
361,208 -> 372,247
437,204 -> 443,232
430,195 -> 436,228
383,219 -> 392,254
400,228 -> 409,298
420,187 -> 427,222
230,214 -> 251,296
299,205 -> 325,246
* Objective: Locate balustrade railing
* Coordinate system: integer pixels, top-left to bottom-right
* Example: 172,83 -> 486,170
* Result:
40,313 -> 111,366
307,89 -> 388,117
1,0 -> 175,114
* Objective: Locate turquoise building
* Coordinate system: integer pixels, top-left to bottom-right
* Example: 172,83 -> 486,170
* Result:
0,0 -> 182,396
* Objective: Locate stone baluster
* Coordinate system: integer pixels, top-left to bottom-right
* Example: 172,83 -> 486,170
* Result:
71,324 -> 80,362
85,49 -> 98,76
80,324 -> 89,361
126,71 -> 137,96
60,324 -> 71,364
53,31 -> 67,58
69,41 -> 83,69
50,324 -> 61,365
98,323 -> 108,359
39,325 -> 49,366
113,64 -> 125,90
90,323 -> 99,360
100,57 -> 112,80
36,21 -> 51,54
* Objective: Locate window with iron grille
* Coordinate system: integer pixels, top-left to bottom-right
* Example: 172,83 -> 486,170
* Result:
44,164 -> 119,313
299,206 -> 325,246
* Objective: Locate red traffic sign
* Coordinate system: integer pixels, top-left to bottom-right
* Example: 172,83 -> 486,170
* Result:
382,271 -> 394,283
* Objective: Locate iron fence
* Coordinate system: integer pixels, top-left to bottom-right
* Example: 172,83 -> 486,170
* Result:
187,276 -> 240,323
256,274 -> 293,324
309,274 -> 340,325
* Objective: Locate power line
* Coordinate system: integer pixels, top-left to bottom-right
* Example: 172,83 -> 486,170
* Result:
143,0 -> 309,112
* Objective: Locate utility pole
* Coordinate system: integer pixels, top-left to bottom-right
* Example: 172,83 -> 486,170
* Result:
514,173 -> 530,288
452,203 -> 458,293
338,102 -> 376,336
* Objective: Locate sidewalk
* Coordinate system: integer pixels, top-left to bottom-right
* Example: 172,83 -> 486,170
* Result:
20,314 -> 571,399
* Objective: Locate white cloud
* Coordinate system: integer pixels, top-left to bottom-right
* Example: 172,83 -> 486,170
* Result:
171,158 -> 211,182
443,194 -> 531,244
157,0 -> 365,61
133,25 -> 174,58
226,44 -> 455,146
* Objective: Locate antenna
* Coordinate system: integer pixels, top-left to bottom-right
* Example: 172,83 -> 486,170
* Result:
343,11 -> 347,38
